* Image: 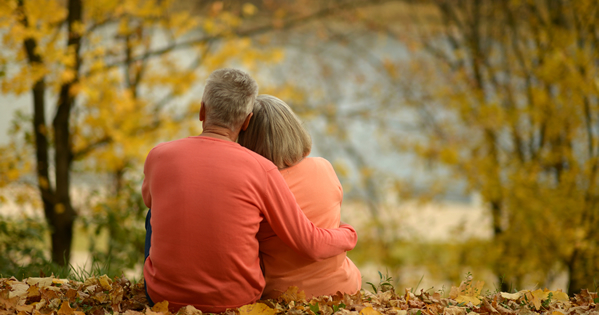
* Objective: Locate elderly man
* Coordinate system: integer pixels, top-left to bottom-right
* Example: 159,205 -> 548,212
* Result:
142,69 -> 358,312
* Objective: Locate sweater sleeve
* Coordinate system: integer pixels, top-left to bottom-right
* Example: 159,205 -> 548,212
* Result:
259,167 -> 358,261
142,150 -> 153,209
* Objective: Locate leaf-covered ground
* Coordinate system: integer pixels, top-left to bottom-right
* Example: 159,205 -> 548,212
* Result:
0,275 -> 597,315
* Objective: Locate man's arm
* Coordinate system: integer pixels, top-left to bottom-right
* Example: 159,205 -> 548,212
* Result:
259,168 -> 357,261
141,150 -> 153,209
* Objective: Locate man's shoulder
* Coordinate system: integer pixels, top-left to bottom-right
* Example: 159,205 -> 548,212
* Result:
237,146 -> 278,173
146,138 -> 189,155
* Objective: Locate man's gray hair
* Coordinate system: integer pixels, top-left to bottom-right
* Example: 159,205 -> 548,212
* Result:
202,68 -> 259,130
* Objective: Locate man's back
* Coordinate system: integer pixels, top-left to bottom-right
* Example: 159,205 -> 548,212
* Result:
143,136 -> 278,312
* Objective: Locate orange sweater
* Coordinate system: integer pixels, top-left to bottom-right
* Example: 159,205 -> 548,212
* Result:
258,157 -> 362,299
142,137 -> 357,313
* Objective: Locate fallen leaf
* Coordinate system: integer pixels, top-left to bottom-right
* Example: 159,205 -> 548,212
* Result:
146,306 -> 163,315
52,279 -> 69,285
99,275 -> 113,291
550,290 -> 569,302
455,295 -> 481,306
26,278 -> 53,287
500,292 -> 524,300
151,301 -> 170,314
359,306 -> 382,315
443,307 -> 466,315
238,303 -> 277,315
9,282 -> 29,299
57,301 -> 75,315
27,285 -> 41,298
16,304 -> 34,313
280,286 -> 306,303
179,305 -> 202,315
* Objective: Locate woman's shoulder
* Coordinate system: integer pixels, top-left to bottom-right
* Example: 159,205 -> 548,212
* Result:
304,157 -> 335,171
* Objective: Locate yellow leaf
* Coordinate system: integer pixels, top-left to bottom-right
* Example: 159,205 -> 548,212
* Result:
525,290 -> 546,310
500,292 -> 524,300
98,275 -> 112,291
360,307 -> 382,315
455,295 -> 481,306
151,301 -> 170,314
238,303 -> 276,315
550,290 -> 569,301
449,286 -> 459,299
242,3 -> 257,16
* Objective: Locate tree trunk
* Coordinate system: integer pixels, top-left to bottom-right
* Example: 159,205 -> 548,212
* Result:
567,249 -> 592,295
48,0 -> 83,266
19,0 -> 60,264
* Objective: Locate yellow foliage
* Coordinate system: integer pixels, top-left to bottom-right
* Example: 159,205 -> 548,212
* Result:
238,303 -> 276,315
0,0 -> 286,221
360,307 -> 382,315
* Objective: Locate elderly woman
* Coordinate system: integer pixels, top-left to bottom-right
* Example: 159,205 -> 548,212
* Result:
142,69 -> 358,312
238,95 -> 362,299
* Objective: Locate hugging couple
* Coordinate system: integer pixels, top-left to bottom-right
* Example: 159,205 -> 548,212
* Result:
142,68 -> 361,313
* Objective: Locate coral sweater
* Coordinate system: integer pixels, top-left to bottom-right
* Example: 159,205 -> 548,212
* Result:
142,137 -> 357,313
258,157 -> 362,299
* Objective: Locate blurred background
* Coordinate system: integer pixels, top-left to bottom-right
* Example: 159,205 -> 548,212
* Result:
1,0 -> 598,296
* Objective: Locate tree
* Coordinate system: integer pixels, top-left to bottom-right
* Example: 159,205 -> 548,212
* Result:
0,0 -> 384,270
0,0 -> 288,267
257,0 -> 599,293
331,0 -> 599,293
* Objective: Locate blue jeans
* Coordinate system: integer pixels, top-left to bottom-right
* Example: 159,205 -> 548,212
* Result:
144,208 -> 154,306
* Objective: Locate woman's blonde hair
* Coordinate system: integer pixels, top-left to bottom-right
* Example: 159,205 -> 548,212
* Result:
238,94 -> 311,169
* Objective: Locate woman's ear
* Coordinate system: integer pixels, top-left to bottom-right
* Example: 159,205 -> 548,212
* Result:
241,112 -> 253,131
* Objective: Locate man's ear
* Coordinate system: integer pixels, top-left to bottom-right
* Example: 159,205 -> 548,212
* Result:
241,112 -> 253,131
199,102 -> 206,122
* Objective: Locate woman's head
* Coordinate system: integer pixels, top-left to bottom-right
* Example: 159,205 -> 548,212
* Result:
238,94 -> 311,169
201,68 -> 259,131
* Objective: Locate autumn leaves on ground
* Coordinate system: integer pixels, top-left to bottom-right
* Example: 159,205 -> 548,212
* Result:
1,274 -> 597,315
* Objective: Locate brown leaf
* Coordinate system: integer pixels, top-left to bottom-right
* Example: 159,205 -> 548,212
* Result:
179,305 -> 203,315
57,301 -> 75,315
280,286 -> 306,303
16,304 -> 34,313
443,307 -> 465,315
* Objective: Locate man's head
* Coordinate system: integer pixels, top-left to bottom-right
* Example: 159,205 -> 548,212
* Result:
201,68 -> 259,131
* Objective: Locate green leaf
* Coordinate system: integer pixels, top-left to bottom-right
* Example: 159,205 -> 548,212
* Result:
310,303 -> 320,315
